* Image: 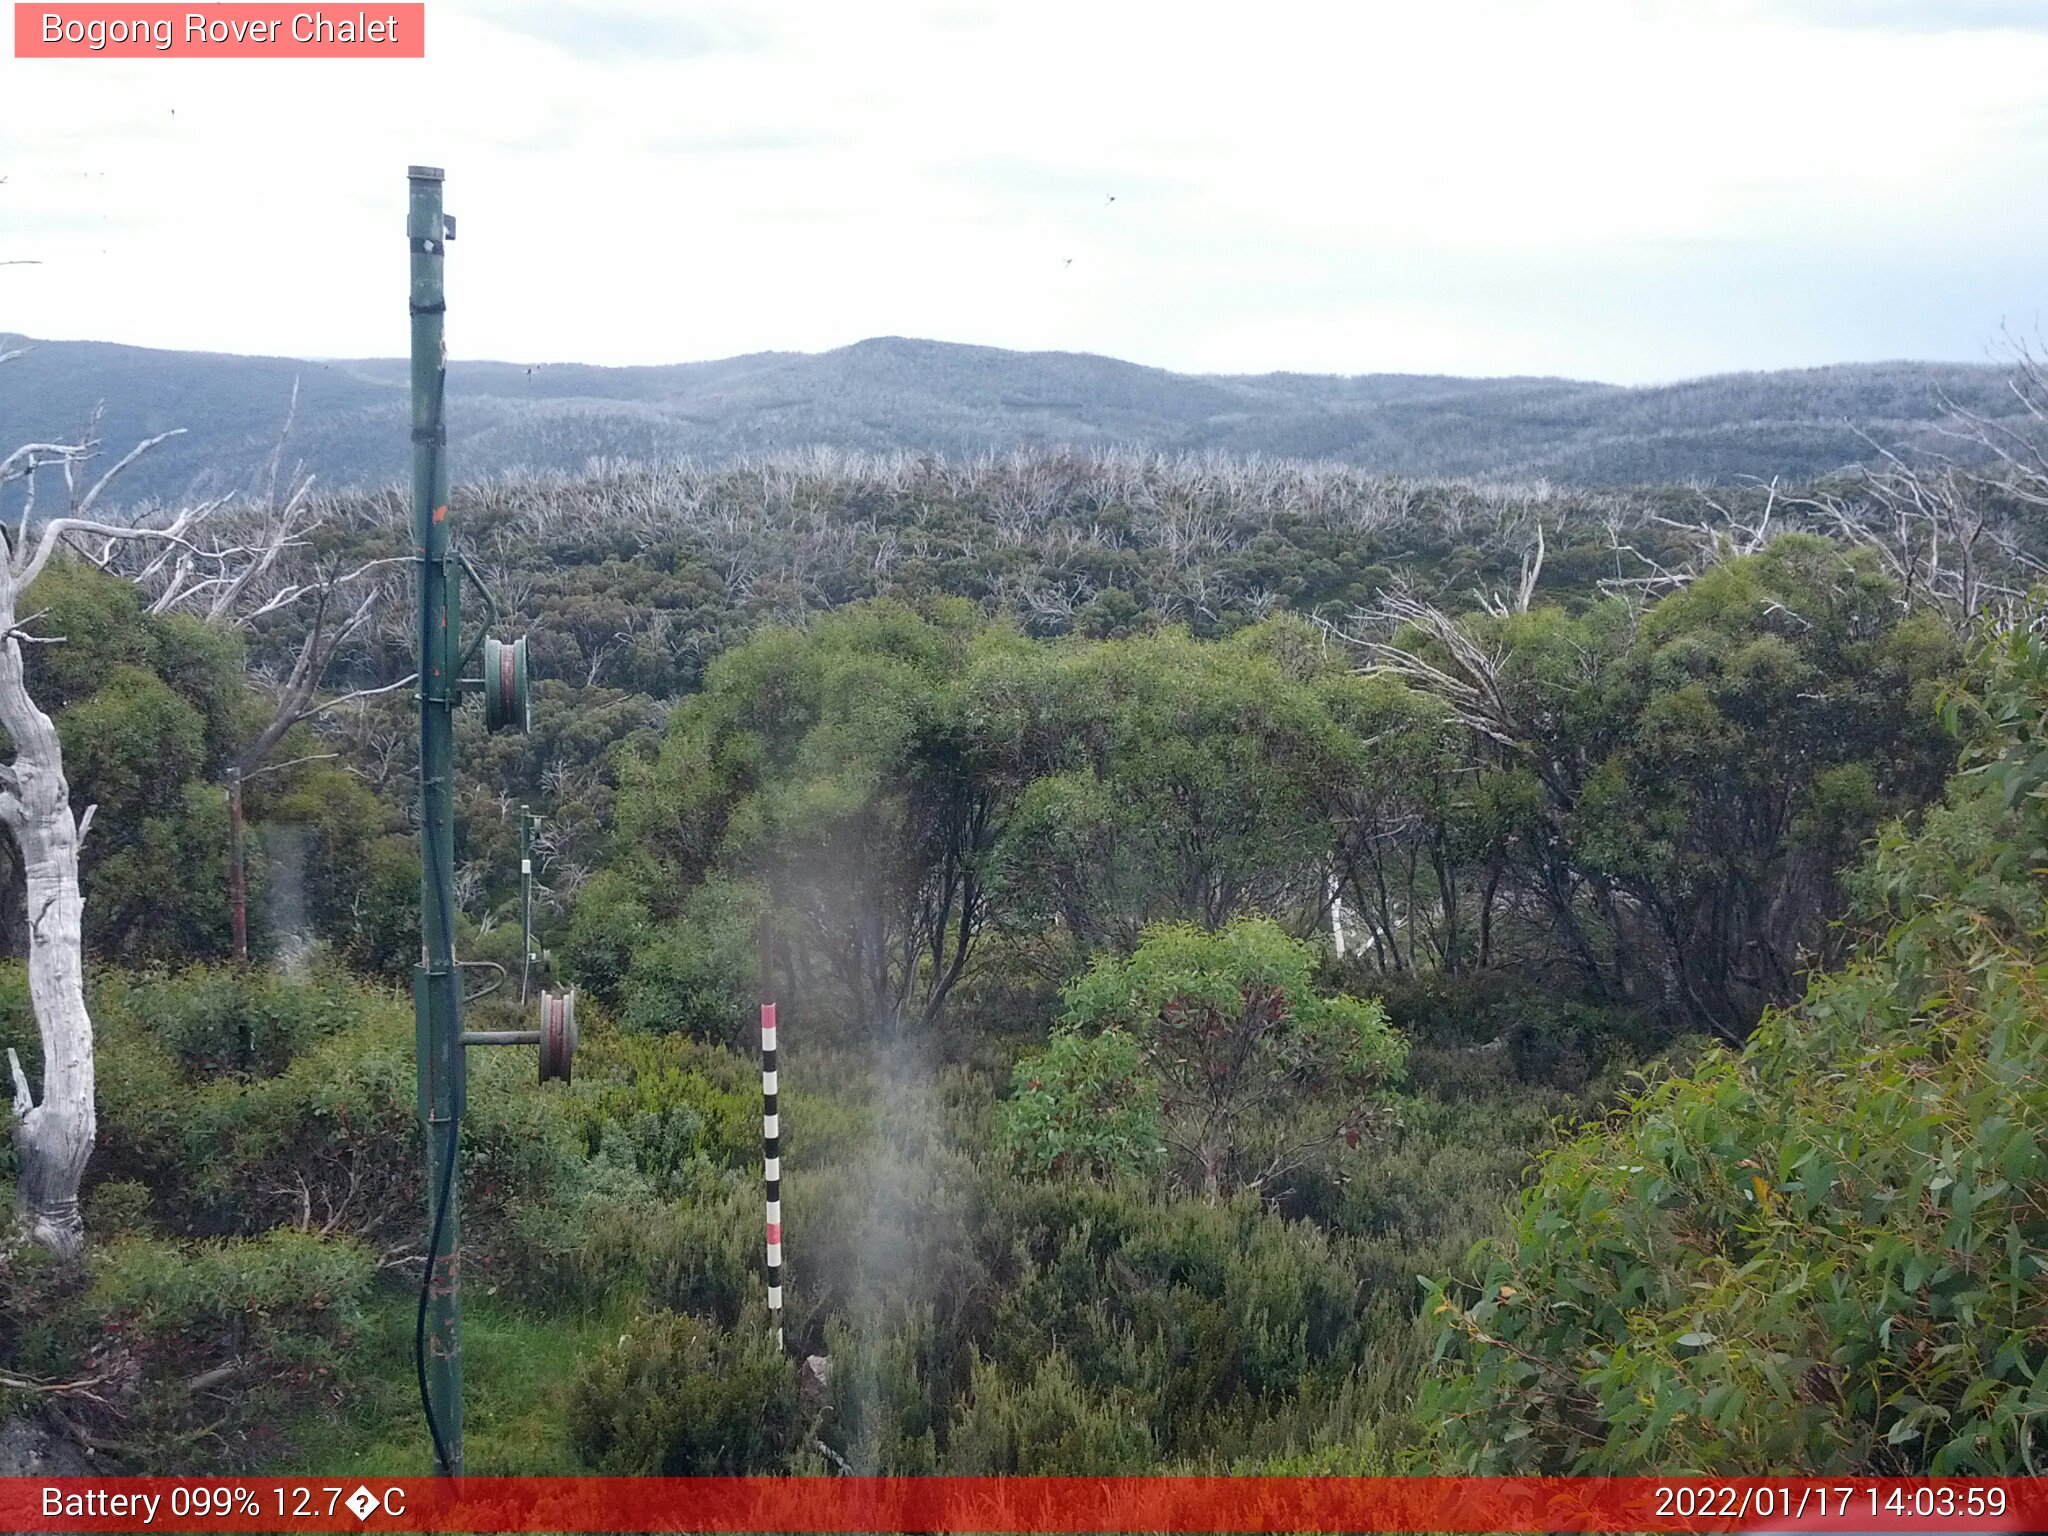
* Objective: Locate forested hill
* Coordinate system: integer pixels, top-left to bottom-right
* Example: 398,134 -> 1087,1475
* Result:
0,330 -> 2016,505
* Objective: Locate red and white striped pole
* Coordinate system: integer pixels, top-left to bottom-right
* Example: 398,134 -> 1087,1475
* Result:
760,929 -> 783,1351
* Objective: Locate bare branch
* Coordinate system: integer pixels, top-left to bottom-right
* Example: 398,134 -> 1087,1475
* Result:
17,515 -> 213,590
241,752 -> 340,783
7,1047 -> 31,1117
73,429 -> 186,519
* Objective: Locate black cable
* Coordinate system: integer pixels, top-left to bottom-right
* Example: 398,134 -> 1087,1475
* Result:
416,777 -> 462,1475
415,1110 -> 459,1477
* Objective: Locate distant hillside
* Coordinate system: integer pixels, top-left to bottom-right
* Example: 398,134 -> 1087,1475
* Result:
0,332 -> 2015,505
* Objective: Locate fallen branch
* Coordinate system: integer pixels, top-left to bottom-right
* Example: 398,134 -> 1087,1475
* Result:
182,1361 -> 243,1395
44,1403 -> 122,1458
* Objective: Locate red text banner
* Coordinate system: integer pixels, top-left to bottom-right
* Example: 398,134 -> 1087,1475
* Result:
14,5 -> 424,57
0,1477 -> 2042,1533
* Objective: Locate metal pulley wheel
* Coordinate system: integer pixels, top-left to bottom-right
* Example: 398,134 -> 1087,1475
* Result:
483,634 -> 530,733
538,988 -> 577,1083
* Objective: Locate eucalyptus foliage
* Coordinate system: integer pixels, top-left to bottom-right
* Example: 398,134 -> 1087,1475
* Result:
1005,919 -> 1406,1199
1425,620 -> 2048,1474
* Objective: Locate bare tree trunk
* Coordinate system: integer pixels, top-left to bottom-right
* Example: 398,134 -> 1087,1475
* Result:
0,369 -> 270,1261
227,767 -> 248,963
0,609 -> 93,1262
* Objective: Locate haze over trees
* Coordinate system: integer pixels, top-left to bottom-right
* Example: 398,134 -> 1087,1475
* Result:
0,344 -> 2046,1475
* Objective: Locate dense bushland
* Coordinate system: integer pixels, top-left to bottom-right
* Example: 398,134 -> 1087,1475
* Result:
581,543 -> 1953,1049
0,433 -> 2041,1475
1424,623 -> 2048,1473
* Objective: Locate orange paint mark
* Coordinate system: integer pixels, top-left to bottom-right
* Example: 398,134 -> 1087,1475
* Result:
433,505 -> 447,522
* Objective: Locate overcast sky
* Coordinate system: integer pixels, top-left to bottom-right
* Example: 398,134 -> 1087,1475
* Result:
3,0 -> 2046,383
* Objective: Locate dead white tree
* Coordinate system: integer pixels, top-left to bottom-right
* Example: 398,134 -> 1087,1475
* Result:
1783,430 -> 2046,626
0,379 -> 247,1258
1597,480 -> 1779,601
1326,590 -> 1525,749
0,544 -> 95,1258
1478,519 -> 1546,618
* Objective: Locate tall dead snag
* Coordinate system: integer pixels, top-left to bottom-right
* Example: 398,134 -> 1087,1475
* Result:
0,576 -> 92,1260
0,368 -> 235,1257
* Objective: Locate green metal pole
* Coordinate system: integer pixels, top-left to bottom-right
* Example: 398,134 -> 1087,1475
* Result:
408,163 -> 464,1478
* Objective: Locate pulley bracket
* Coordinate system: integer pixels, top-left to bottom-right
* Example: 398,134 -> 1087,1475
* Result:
460,988 -> 576,1084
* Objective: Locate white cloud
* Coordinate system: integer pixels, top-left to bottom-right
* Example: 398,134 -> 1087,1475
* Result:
1,0 -> 2043,382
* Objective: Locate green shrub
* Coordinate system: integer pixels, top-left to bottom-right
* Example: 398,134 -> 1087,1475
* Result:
92,963 -> 369,1080
794,1124 -> 1392,1470
647,1183 -> 760,1327
0,1229 -> 379,1471
618,877 -> 763,1044
0,963 -> 37,1136
333,835 -> 421,980
568,1308 -> 800,1473
496,1156 -> 686,1313
1364,969 -> 1666,1086
996,1026 -> 1165,1183
0,1236 -> 82,1409
1018,918 -> 1406,1199
1424,623 -> 2048,1475
265,766 -> 387,950
949,1347 -> 1156,1472
85,1229 -> 372,1363
561,870 -> 652,1008
92,968 -> 579,1252
563,1028 -> 759,1182
86,1179 -> 154,1239
819,1306 -> 945,1474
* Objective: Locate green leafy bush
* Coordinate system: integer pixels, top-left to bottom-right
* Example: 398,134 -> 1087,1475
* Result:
92,969 -> 578,1253
562,1028 -> 760,1181
2,1229 -> 379,1470
265,766 -> 389,948
332,834 -> 421,980
561,869 -> 652,1008
1011,919 -> 1405,1199
1424,622 -> 2048,1475
646,1183 -> 761,1327
8,563 -> 255,964
997,1026 -> 1165,1183
496,1156 -> 692,1313
948,1347 -> 1156,1472
616,878 -> 764,1044
792,1123 -> 1391,1470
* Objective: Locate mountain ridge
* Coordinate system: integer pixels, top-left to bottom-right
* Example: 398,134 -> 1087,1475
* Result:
0,331 -> 2015,505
